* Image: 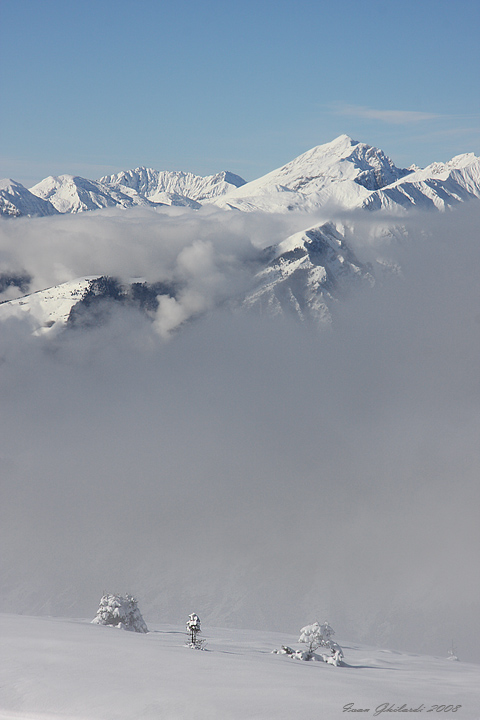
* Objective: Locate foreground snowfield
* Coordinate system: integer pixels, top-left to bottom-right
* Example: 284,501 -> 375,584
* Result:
1,614 -> 479,720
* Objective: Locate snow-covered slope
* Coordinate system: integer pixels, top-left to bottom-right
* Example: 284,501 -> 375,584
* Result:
1,614 -> 479,720
244,221 -> 375,326
363,152 -> 480,211
29,175 -> 157,214
213,135 -> 412,212
213,135 -> 480,214
4,136 -> 480,217
0,276 -> 178,335
0,179 -> 58,217
100,167 -> 246,203
0,277 -> 99,333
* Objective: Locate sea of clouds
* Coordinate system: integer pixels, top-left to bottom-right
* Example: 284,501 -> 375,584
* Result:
0,202 -> 479,661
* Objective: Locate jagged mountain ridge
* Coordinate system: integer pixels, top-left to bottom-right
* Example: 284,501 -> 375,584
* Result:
99,168 -> 246,203
2,135 -> 480,217
214,134 -> 413,212
27,168 -> 246,215
362,152 -> 480,211
29,175 -> 157,214
0,169 -> 247,217
213,135 -> 480,212
243,222 -> 375,326
0,179 -> 59,218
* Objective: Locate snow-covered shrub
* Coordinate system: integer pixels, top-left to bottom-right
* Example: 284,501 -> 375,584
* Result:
91,593 -> 148,633
273,621 -> 344,664
272,646 -> 312,661
185,612 -> 205,649
447,642 -> 459,661
299,621 -> 335,654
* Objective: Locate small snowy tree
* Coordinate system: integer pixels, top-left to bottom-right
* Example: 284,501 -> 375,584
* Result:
299,621 -> 333,654
298,621 -> 343,663
91,593 -> 148,633
447,641 -> 459,661
185,612 -> 205,649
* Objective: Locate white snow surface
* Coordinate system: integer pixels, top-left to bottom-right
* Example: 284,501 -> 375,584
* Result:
25,169 -> 246,215
0,180 -> 58,218
0,278 -> 98,334
212,135 -> 480,213
1,613 -> 479,720
3,135 -> 480,217
99,168 -> 246,203
212,134 -> 411,212
28,175 -> 155,214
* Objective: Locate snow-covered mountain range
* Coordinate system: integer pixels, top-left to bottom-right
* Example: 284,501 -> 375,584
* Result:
213,135 -> 480,212
0,178 -> 59,217
2,135 -> 480,217
0,168 -> 247,216
1,135 -> 480,334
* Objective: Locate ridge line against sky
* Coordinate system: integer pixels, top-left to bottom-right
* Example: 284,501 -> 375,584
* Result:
1,0 -> 479,187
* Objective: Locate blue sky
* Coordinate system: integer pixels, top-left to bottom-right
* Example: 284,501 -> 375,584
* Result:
1,0 -> 479,186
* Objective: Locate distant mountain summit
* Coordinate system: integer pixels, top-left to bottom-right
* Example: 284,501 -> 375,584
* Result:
362,152 -> 480,211
0,178 -> 59,217
29,174 -> 155,214
213,135 -> 480,212
213,135 -> 412,211
99,168 -> 246,204
1,135 -> 480,218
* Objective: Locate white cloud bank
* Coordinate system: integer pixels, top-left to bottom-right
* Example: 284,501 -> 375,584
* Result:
0,202 -> 479,662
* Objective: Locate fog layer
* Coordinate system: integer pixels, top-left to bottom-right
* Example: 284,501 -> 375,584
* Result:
0,204 -> 479,661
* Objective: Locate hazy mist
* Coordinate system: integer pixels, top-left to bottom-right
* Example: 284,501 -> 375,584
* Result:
0,203 -> 479,661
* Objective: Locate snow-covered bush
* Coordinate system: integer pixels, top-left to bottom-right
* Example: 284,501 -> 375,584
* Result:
273,621 -> 344,665
447,642 -> 459,661
185,612 -> 205,649
299,621 -> 335,654
299,621 -> 343,663
91,594 -> 148,633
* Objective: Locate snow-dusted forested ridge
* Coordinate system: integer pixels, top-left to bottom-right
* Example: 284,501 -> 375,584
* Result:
1,135 -> 480,217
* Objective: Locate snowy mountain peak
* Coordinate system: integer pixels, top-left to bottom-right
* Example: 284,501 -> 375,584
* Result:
99,167 -> 246,203
289,135 -> 409,189
3,138 -> 480,218
0,178 -> 21,191
213,136 -> 411,212
446,152 -> 477,169
0,178 -> 59,217
29,174 -> 153,214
